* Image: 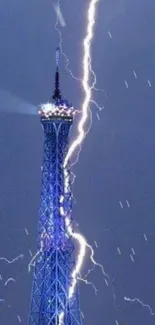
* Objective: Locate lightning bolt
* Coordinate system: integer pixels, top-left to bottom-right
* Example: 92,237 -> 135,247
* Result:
59,0 -> 108,323
64,0 -> 100,167
124,296 -> 155,316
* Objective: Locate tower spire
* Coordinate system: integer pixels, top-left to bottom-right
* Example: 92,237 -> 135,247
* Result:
52,47 -> 61,101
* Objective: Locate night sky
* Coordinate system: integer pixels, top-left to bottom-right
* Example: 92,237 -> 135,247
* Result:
0,0 -> 155,324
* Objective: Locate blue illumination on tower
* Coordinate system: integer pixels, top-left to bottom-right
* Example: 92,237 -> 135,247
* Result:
28,50 -> 82,325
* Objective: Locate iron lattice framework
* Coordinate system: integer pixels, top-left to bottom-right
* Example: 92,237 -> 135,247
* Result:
28,86 -> 82,324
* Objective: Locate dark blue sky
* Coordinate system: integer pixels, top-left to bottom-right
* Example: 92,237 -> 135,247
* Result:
0,0 -> 155,324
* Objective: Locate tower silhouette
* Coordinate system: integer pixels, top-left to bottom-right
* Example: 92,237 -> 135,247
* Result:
28,49 -> 82,325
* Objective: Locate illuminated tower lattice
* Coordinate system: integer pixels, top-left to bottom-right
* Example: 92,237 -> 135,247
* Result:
28,50 -> 82,325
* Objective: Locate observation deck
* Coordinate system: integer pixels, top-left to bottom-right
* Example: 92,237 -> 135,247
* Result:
38,99 -> 74,122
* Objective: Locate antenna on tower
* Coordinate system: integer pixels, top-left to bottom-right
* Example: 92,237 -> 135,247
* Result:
52,47 -> 61,101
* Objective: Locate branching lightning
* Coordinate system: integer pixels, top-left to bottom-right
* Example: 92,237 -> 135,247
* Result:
124,296 -> 155,316
77,276 -> 98,295
54,0 -> 79,81
0,254 -> 24,264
